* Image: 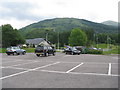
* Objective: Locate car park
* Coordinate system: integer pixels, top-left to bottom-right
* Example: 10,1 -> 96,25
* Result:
6,46 -> 26,55
64,47 -> 81,55
35,45 -> 55,57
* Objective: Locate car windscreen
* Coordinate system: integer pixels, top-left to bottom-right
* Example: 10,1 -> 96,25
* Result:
12,47 -> 20,49
72,47 -> 77,50
36,46 -> 45,50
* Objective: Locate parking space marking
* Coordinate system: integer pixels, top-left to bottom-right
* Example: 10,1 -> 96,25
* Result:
66,63 -> 84,73
41,69 -> 66,74
69,72 -> 120,77
63,55 -> 71,57
1,60 -> 23,64
108,63 -> 112,75
0,62 -> 60,80
112,57 -> 118,59
3,66 -> 29,70
40,69 -> 120,77
5,61 -> 39,67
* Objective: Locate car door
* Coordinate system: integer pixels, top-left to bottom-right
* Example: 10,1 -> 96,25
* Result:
16,47 -> 22,53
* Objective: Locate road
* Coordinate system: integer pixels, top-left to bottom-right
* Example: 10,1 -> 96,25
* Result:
1,52 -> 119,88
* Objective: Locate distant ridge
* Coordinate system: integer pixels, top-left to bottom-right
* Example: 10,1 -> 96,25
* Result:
19,18 -> 118,36
102,20 -> 118,26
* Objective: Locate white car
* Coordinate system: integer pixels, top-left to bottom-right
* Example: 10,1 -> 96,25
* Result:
6,46 -> 26,55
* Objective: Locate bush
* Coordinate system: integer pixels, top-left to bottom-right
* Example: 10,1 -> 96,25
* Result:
86,49 -> 103,54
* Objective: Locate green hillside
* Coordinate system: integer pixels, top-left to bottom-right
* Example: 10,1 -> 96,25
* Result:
102,20 -> 118,26
19,18 -> 118,37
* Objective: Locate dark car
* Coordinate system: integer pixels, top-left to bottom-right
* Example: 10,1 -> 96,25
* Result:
65,47 -> 81,55
6,46 -> 26,55
35,45 -> 55,57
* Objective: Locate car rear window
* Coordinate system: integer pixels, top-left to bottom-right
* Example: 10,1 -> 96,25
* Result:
36,46 -> 43,49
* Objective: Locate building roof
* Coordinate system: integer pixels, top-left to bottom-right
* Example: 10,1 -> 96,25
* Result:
26,38 -> 45,45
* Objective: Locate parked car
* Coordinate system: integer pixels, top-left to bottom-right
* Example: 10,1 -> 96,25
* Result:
65,47 -> 81,55
89,47 -> 97,50
62,48 -> 68,53
6,46 -> 26,55
35,45 -> 55,57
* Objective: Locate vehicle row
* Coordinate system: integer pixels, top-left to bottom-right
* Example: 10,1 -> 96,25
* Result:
6,46 -> 82,57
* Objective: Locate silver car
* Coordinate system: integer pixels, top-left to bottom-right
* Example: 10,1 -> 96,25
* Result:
6,46 -> 26,55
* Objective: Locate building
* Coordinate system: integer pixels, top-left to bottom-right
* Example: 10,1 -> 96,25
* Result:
26,38 -> 50,47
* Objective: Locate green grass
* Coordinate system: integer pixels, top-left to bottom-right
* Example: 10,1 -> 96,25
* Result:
0,48 -> 6,53
92,44 -> 119,55
103,48 -> 120,55
94,44 -> 116,49
22,48 -> 35,53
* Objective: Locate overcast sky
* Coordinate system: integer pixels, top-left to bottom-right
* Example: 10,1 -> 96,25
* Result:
0,0 -> 119,29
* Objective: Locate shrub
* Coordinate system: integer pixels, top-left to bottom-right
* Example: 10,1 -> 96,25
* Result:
86,49 -> 103,54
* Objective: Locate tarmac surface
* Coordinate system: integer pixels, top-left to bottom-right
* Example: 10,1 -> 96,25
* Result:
0,52 -> 119,88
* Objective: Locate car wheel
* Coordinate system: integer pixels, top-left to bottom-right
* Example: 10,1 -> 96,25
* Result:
36,54 -> 40,57
7,53 -> 10,55
14,52 -> 17,55
44,53 -> 47,57
45,53 -> 48,57
53,53 -> 55,56
17,53 -> 20,55
71,52 -> 74,55
78,53 -> 80,55
22,51 -> 26,55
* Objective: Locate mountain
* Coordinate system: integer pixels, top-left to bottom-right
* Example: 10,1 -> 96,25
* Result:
102,20 -> 118,26
19,18 -> 118,37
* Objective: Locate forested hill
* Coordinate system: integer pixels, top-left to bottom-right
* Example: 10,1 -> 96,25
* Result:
102,20 -> 118,27
19,18 -> 118,36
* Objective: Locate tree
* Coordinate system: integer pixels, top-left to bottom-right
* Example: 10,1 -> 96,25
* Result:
69,28 -> 87,46
2,24 -> 25,47
85,29 -> 95,46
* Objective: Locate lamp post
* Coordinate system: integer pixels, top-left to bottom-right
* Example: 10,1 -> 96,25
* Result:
96,36 -> 98,48
46,33 -> 48,41
52,29 -> 60,50
45,29 -> 49,41
58,32 -> 60,50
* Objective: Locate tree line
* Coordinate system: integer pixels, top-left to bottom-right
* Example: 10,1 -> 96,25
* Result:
2,24 -> 25,47
1,24 -> 119,48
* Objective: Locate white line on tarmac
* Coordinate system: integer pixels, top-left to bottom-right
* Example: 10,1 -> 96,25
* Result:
108,63 -> 112,75
112,57 -> 118,59
69,72 -> 120,77
63,55 -> 71,57
2,60 -> 23,64
2,66 -> 29,70
41,70 -> 66,74
66,63 -> 84,73
0,62 -> 60,80
60,61 -> 117,64
5,61 -> 39,67
32,62 -> 60,70
40,69 -> 120,77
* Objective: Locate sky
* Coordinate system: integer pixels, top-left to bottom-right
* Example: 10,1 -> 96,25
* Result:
0,0 -> 119,29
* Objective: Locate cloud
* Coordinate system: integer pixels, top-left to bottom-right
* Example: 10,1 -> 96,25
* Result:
0,0 -> 42,21
0,0 -> 119,29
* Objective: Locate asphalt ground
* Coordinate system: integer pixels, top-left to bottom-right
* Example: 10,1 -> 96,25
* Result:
0,52 -> 119,88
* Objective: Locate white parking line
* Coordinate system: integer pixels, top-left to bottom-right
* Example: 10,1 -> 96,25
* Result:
69,72 -> 120,77
0,62 -> 60,80
112,57 -> 118,59
108,63 -> 112,75
2,66 -> 29,70
40,69 -> 120,77
2,60 -> 23,64
66,63 -> 84,73
63,55 -> 71,57
5,61 -> 38,67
